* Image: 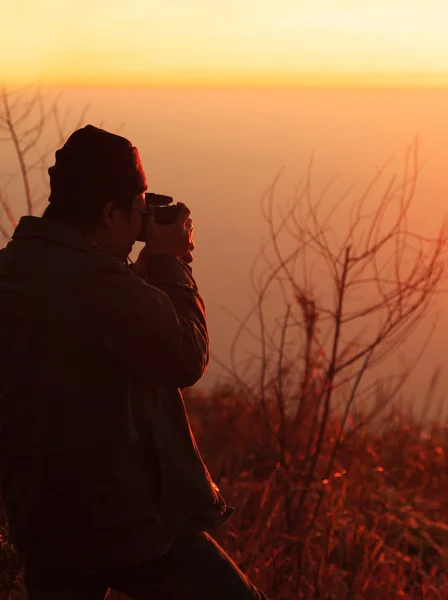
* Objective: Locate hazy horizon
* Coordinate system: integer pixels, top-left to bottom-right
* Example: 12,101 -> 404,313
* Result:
2,85 -> 448,420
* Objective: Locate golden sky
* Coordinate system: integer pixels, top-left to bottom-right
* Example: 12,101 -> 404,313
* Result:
3,0 -> 448,88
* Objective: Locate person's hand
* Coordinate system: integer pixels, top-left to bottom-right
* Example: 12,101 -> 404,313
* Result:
145,202 -> 195,263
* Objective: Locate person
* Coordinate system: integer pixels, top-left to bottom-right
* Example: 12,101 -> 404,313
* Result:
0,125 -> 268,599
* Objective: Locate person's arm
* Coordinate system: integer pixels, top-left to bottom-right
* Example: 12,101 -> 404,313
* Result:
81,253 -> 209,389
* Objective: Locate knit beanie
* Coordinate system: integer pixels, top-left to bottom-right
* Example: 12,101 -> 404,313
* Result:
48,124 -> 147,208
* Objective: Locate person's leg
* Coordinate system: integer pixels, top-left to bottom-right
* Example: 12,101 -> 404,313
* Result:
24,573 -> 109,600
109,532 -> 268,600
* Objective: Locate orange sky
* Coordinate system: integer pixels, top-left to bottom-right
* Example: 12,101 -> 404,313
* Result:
3,1 -> 448,88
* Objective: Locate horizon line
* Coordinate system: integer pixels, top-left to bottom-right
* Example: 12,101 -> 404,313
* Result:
7,83 -> 448,93
5,72 -> 448,92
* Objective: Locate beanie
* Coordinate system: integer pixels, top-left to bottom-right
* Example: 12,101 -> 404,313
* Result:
48,124 -> 147,208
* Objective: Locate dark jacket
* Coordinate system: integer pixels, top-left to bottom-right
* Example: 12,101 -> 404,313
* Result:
0,216 -> 231,578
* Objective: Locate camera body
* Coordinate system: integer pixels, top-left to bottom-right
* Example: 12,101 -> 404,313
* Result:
136,192 -> 181,242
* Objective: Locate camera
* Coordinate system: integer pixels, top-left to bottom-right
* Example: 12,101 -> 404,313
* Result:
136,193 -> 181,242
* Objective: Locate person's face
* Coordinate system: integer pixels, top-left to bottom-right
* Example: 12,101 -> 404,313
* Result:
93,193 -> 146,262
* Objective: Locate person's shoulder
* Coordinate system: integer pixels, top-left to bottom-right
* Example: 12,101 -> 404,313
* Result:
61,245 -> 127,275
70,250 -> 150,297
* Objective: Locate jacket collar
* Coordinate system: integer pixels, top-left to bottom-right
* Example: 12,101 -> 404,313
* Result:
12,216 -> 105,257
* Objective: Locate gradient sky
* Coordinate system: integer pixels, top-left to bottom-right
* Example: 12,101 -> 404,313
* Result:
3,1 -> 448,87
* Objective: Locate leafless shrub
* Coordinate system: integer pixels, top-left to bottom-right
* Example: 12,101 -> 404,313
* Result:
213,140 -> 447,568
0,83 -> 89,243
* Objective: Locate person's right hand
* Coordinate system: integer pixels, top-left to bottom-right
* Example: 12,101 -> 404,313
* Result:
144,202 -> 195,262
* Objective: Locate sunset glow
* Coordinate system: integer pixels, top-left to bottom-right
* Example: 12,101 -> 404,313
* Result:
3,1 -> 448,88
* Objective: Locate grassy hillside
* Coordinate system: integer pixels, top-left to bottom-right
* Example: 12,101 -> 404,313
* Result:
2,386 -> 447,600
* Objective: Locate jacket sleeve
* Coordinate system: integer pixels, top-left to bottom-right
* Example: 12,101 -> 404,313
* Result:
81,254 -> 209,388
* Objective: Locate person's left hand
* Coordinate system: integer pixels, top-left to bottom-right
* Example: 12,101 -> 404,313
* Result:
180,217 -> 194,263
131,215 -> 195,277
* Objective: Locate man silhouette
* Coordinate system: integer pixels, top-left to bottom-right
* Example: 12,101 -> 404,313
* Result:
0,125 -> 267,599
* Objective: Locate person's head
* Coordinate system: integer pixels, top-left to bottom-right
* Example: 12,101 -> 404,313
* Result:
43,124 -> 148,261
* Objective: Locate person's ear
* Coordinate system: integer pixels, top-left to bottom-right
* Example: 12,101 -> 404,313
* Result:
101,201 -> 116,229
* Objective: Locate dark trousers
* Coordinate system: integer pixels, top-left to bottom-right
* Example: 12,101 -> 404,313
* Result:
24,532 -> 268,600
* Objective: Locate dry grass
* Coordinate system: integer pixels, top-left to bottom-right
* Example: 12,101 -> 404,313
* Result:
1,387 -> 447,600
181,387 -> 448,599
